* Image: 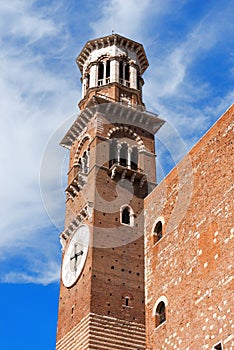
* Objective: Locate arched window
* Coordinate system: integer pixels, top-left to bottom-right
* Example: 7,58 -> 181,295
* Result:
119,61 -> 123,81
109,139 -> 117,168
153,221 -> 163,244
137,74 -> 140,90
119,61 -> 130,86
122,294 -> 133,307
86,73 -> 90,89
98,62 -> 104,85
155,301 -> 166,327
120,205 -> 134,226
106,60 -> 110,83
131,147 -> 138,170
125,63 -> 130,82
122,207 -> 130,225
78,150 -> 89,174
83,151 -> 89,174
137,73 -> 142,91
120,143 -> 128,167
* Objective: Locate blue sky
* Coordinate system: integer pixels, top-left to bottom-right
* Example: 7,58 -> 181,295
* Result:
0,0 -> 233,348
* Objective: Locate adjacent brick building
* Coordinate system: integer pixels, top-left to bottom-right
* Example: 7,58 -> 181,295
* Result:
56,33 -> 233,349
144,104 -> 233,349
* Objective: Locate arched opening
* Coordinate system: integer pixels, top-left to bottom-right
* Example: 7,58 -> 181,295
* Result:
109,139 -> 117,168
153,221 -> 163,244
106,60 -> 110,83
137,73 -> 140,90
86,73 -> 90,89
98,62 -> 104,85
125,63 -> 130,83
122,207 -> 130,225
120,143 -> 128,167
83,151 -> 89,174
131,147 -> 138,170
122,294 -> 133,307
119,61 -> 130,86
119,61 -> 123,82
155,301 -> 166,327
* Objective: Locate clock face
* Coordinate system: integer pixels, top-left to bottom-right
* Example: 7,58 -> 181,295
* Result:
62,224 -> 90,288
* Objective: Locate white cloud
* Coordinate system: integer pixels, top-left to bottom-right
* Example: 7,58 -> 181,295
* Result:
2,261 -> 60,285
0,1 -> 78,284
0,1 -> 58,44
90,0 -> 179,40
144,0 -> 234,156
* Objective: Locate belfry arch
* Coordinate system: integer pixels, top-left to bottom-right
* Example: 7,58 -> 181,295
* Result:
74,134 -> 91,166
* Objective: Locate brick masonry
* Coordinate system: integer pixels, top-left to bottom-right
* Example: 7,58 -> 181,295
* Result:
144,104 -> 234,349
56,113 -> 155,348
56,33 -> 233,349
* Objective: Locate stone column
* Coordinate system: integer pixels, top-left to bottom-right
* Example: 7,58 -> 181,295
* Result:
130,63 -> 137,89
117,143 -> 121,165
127,147 -> 132,169
81,158 -> 85,173
90,63 -> 98,88
110,59 -> 119,83
82,76 -> 88,98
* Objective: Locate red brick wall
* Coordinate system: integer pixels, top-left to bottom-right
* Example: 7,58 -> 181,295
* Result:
144,104 -> 234,349
56,113 -> 157,347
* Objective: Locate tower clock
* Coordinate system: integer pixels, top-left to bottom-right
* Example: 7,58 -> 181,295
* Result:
56,34 -> 164,350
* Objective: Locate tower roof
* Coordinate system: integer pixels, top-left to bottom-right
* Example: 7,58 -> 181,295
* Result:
76,33 -> 149,75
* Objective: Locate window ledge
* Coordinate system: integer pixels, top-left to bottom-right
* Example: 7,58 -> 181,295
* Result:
121,222 -> 134,228
154,320 -> 167,331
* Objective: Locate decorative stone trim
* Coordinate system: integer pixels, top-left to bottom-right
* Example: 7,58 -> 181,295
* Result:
59,203 -> 93,250
74,134 -> 91,165
107,125 -> 144,148
152,296 -> 168,316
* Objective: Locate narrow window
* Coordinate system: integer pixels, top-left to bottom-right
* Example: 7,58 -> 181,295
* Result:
214,343 -> 222,350
83,151 -> 89,174
137,74 -> 140,90
155,301 -> 166,327
125,63 -> 130,82
119,61 -> 123,83
106,60 -> 110,83
78,158 -> 82,171
109,139 -> 117,167
122,207 -> 130,225
154,221 -> 163,244
125,297 -> 129,306
131,147 -> 138,170
86,73 -> 90,89
98,62 -> 104,85
120,143 -> 128,167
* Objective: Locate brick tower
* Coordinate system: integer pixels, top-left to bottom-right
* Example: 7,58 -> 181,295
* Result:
56,34 -> 164,350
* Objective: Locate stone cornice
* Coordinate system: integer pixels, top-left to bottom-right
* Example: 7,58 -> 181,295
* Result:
60,95 -> 165,149
76,33 -> 149,75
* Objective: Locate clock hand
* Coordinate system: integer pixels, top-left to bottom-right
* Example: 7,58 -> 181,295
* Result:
75,250 -> 83,257
70,250 -> 83,260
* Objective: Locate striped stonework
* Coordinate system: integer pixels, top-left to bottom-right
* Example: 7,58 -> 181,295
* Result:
56,313 -> 146,350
